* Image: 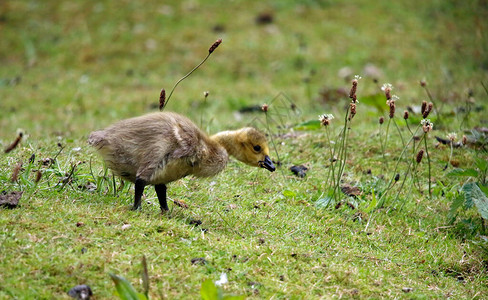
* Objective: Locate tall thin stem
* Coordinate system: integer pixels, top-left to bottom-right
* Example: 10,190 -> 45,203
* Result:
393,118 -> 405,148
377,125 -> 421,207
394,158 -> 413,212
325,126 -> 337,189
332,108 -> 350,201
163,53 -> 211,110
161,38 -> 222,110
383,118 -> 392,168
379,122 -> 387,165
264,111 -> 280,165
446,142 -> 454,170
424,134 -> 432,198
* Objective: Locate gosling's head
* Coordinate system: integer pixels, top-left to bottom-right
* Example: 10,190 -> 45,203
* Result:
234,127 -> 276,172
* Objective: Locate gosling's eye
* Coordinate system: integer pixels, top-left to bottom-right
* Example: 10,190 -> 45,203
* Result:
253,145 -> 261,152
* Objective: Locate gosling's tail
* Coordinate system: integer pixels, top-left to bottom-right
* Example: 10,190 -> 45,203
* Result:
88,130 -> 108,149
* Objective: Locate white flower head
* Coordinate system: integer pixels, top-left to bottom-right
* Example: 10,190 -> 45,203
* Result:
381,83 -> 393,91
319,114 -> 334,126
354,75 -> 362,80
447,132 -> 457,141
215,273 -> 228,286
421,119 -> 434,133
387,94 -> 399,106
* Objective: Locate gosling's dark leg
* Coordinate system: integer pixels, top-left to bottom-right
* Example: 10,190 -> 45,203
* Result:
133,177 -> 146,210
154,184 -> 169,212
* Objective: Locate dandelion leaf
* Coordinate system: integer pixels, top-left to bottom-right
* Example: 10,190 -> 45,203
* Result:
447,168 -> 479,177
479,184 -> 488,196
200,279 -> 221,300
359,93 -> 385,113
462,182 -> 488,220
448,193 -> 465,223
222,296 -> 246,300
315,196 -> 334,208
109,273 -> 147,300
141,256 -> 149,298
364,190 -> 377,213
293,120 -> 321,131
474,157 -> 488,173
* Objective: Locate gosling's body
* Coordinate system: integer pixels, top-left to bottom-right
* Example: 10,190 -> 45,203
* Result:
89,112 -> 228,184
88,112 -> 275,212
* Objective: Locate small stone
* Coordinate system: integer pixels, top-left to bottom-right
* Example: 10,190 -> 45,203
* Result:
189,219 -> 202,226
191,257 -> 207,265
340,183 -> 362,197
0,191 -> 23,208
68,284 -> 93,299
290,165 -> 308,178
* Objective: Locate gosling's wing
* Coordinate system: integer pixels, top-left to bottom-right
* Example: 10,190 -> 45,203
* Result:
170,123 -> 201,159
137,114 -> 203,182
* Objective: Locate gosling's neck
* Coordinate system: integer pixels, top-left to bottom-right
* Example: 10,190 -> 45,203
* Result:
210,129 -> 245,161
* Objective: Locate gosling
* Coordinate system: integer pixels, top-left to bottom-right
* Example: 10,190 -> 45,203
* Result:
88,112 -> 275,212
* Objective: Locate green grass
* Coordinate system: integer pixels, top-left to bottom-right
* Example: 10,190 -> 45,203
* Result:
1,0 -> 488,298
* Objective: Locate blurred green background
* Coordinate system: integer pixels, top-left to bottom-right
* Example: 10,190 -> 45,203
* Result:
1,0 -> 486,141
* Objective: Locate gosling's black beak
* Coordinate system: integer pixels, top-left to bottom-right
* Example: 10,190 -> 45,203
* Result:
260,155 -> 276,172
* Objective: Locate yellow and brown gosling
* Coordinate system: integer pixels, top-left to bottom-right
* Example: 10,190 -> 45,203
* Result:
88,112 -> 275,212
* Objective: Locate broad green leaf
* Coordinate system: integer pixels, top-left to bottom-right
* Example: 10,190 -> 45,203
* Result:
141,256 -> 149,298
479,184 -> 488,196
446,168 -> 479,178
200,279 -> 245,300
364,190 -> 377,213
200,279 -> 220,300
475,157 -> 488,172
462,183 -> 477,208
448,193 -> 465,223
359,93 -> 385,113
282,190 -> 296,198
315,196 -> 333,208
222,296 -> 246,300
293,120 -> 321,131
109,274 -> 147,300
462,183 -> 488,220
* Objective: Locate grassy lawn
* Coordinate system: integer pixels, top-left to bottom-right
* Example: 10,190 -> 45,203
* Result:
1,0 -> 487,298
